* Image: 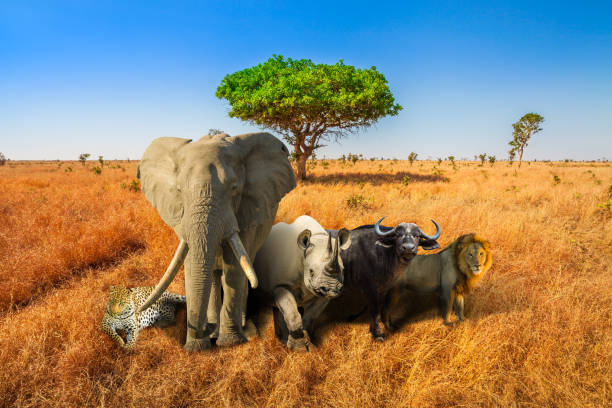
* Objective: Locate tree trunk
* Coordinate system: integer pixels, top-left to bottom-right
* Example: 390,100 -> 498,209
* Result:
296,153 -> 308,180
518,148 -> 524,168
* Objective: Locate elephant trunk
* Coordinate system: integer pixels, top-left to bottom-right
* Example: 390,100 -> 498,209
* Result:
137,239 -> 188,313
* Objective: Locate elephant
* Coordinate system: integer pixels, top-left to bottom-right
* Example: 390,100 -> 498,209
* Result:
136,132 -> 296,351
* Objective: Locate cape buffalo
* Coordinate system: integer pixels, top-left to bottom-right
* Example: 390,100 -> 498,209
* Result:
327,217 -> 441,341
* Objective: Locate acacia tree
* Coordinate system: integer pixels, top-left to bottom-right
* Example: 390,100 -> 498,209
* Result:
509,113 -> 544,168
0,152 -> 6,166
79,153 -> 90,166
216,55 -> 402,179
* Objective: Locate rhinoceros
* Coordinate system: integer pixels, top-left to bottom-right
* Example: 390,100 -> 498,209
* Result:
252,215 -> 351,351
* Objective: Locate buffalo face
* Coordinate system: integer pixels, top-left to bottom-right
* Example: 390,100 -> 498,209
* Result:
375,218 -> 441,263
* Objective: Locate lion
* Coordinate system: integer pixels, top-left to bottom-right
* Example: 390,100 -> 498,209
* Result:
383,233 -> 492,327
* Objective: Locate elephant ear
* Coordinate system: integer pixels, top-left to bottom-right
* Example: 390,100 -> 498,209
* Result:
231,133 -> 296,229
137,137 -> 192,229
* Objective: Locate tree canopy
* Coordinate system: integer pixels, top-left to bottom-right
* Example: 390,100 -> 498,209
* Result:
509,113 -> 544,167
216,55 -> 402,179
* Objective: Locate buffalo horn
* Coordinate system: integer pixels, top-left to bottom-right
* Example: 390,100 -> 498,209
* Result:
374,217 -> 397,237
419,219 -> 441,240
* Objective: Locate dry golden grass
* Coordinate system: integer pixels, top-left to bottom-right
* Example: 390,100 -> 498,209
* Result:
0,158 -> 610,407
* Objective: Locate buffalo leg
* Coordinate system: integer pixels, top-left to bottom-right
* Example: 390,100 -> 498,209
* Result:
369,293 -> 385,341
381,290 -> 397,332
441,289 -> 456,326
454,294 -> 465,322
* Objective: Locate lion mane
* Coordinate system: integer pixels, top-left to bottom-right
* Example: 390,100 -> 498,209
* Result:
452,233 -> 492,294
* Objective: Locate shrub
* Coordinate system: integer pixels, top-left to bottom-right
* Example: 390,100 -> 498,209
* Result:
408,152 -> 418,166
346,194 -> 367,209
0,152 -> 7,166
92,166 -> 102,175
478,153 -> 487,166
129,180 -> 141,192
79,153 -> 90,165
489,155 -> 496,167
553,175 -> 561,185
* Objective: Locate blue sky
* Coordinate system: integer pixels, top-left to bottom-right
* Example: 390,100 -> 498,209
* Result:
1,1 -> 611,161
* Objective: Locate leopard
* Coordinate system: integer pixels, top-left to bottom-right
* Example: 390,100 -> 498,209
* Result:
101,285 -> 185,350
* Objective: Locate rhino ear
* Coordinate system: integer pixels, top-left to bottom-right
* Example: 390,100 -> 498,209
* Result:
138,137 -> 192,229
337,228 -> 352,250
297,229 -> 312,250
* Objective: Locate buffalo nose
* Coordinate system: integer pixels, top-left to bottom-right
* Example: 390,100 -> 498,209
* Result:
403,243 -> 416,251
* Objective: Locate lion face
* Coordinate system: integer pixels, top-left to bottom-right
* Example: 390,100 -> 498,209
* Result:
463,243 -> 489,275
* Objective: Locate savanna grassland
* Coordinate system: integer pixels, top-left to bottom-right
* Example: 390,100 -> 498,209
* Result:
0,158 -> 610,407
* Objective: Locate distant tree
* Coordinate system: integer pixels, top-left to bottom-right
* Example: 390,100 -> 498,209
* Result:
216,55 -> 402,180
488,155 -> 496,167
437,157 -> 443,165
509,112 -> 544,168
408,152 -> 418,166
447,155 -> 455,166
508,149 -> 516,165
79,153 -> 90,165
0,152 -> 6,166
208,128 -> 224,136
98,155 -> 104,168
478,153 -> 487,166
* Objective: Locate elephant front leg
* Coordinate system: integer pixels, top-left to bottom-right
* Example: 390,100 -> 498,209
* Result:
184,257 -> 213,352
216,261 -> 249,347
274,287 -> 312,351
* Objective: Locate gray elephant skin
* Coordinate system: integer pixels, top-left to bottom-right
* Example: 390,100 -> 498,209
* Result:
136,132 -> 295,352
251,215 -> 351,351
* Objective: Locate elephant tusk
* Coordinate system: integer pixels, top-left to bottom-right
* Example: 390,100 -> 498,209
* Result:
228,232 -> 259,289
137,239 -> 188,313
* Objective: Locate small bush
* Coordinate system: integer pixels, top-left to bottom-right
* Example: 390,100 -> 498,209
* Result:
346,194 -> 367,209
402,175 -> 411,186
408,152 -> 418,166
553,175 -> 561,185
92,166 -> 102,175
128,180 -> 141,192
478,153 -> 487,166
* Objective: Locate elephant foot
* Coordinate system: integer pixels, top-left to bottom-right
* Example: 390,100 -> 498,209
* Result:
216,332 -> 248,347
184,337 -> 211,353
207,323 -> 219,339
243,319 -> 258,340
287,331 -> 312,352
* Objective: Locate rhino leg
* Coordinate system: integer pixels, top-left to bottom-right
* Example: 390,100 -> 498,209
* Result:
272,307 -> 288,342
273,287 -> 311,351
